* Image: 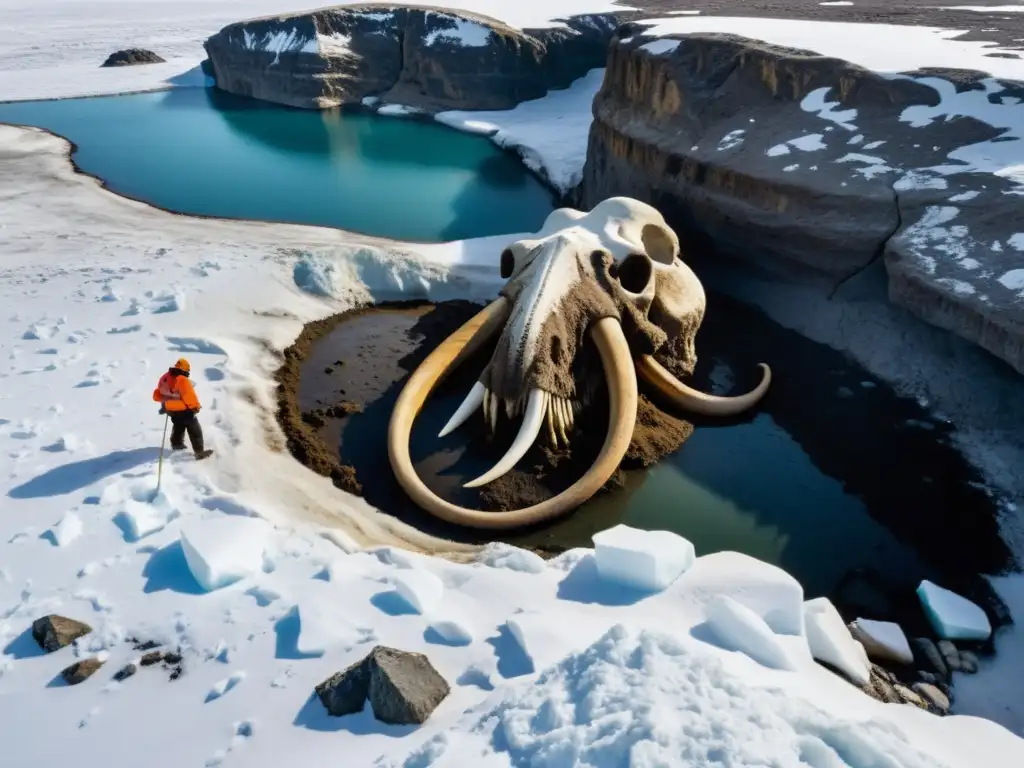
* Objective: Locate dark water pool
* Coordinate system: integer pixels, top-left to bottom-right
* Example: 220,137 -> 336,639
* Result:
0,87 -> 555,241
299,299 -> 1014,628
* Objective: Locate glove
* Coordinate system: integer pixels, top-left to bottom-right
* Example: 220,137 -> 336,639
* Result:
158,405 -> 166,415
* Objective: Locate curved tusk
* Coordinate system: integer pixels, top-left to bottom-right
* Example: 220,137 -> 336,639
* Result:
637,355 -> 771,417
438,380 -> 486,438
387,315 -> 638,530
464,388 -> 547,488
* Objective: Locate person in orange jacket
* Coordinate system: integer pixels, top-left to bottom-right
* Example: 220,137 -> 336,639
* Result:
153,358 -> 212,460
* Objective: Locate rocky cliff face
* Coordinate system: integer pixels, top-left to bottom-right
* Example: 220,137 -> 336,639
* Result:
579,30 -> 1024,376
204,4 -> 632,111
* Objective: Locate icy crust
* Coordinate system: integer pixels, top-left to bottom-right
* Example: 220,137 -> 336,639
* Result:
395,626 -> 941,768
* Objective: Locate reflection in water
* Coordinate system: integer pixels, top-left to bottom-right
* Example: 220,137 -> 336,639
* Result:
299,299 -> 1014,622
0,87 -> 555,241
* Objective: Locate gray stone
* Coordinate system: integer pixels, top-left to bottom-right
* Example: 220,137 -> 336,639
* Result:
315,645 -> 450,724
937,640 -> 962,672
62,658 -> 104,685
912,682 -> 951,713
204,5 -> 633,112
579,31 -> 1024,377
916,670 -> 938,685
959,650 -> 980,674
31,615 -> 92,653
367,646 -> 450,725
113,663 -> 137,682
893,683 -> 927,710
101,48 -> 166,67
910,637 -> 948,680
315,654 -> 372,717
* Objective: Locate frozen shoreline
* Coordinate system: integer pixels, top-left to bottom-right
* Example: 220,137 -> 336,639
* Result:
2,0 -> 1024,752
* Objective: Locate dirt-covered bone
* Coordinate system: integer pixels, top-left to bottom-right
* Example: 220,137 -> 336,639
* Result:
388,197 -> 773,530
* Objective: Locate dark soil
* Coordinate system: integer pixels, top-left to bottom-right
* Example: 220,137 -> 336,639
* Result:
275,299 -> 695,543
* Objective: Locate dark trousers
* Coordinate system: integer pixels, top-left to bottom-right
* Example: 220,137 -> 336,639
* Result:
169,410 -> 204,453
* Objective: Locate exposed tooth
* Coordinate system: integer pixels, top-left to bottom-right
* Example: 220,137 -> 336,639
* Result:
560,397 -> 573,435
465,389 -> 548,488
545,401 -> 558,448
489,392 -> 499,434
482,387 -> 492,429
438,381 -> 485,438
505,397 -> 515,420
554,400 -> 569,446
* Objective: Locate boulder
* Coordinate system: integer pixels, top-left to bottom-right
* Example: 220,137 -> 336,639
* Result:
315,645 -> 450,725
113,663 -> 137,682
203,5 -> 633,112
912,681 -> 951,714
578,30 -> 1024,377
31,615 -> 92,652
101,48 -> 166,67
909,637 -> 949,681
61,658 -> 104,685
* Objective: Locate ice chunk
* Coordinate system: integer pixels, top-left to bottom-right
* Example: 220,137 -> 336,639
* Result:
591,524 -> 695,591
476,542 -> 546,573
428,617 -> 474,646
180,516 -> 271,592
49,511 -> 83,547
706,595 -> 799,671
680,552 -> 805,636
917,580 -> 992,641
850,618 -> 913,665
803,598 -> 870,685
391,569 -> 444,614
115,499 -> 167,541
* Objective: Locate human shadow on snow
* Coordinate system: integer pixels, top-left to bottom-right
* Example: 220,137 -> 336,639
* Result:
7,447 -> 160,499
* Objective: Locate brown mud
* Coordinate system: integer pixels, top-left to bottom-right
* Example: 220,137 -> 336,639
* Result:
274,299 -> 696,548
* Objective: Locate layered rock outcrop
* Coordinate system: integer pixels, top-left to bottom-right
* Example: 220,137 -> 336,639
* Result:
579,30 -> 1024,376
203,4 -> 631,111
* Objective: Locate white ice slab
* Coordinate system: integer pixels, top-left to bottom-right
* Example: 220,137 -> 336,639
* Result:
391,569 -> 444,614
707,595 -> 799,671
180,515 -> 271,592
851,618 -> 913,665
592,524 -> 695,592
803,598 -> 870,685
917,580 -> 992,641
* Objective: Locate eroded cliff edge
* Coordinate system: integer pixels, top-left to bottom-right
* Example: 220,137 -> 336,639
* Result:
203,3 -> 632,111
579,30 -> 1024,376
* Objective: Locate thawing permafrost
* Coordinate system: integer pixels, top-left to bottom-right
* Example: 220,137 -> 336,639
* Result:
392,626 -> 940,768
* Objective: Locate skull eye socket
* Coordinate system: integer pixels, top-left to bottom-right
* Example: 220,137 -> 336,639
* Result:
641,224 -> 677,265
500,249 -> 515,279
617,253 -> 652,294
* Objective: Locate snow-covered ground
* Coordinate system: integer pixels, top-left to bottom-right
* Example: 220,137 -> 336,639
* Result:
3,0 -> 1024,762
6,120 -> 1021,766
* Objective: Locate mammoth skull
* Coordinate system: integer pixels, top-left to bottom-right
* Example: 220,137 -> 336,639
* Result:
387,197 -> 771,529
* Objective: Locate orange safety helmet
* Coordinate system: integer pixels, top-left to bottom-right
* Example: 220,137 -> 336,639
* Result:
173,358 -> 191,374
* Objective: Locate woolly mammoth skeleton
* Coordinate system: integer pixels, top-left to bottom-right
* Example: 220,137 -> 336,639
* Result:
387,197 -> 771,530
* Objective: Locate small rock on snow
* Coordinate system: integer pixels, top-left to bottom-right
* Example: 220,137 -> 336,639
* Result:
391,570 -> 444,615
62,658 -> 104,685
180,516 -> 271,592
591,524 -> 695,592
803,597 -> 870,685
917,580 -> 992,641
706,595 -> 798,671
32,614 -> 92,652
316,646 -> 450,725
140,651 -> 162,667
850,618 -> 913,665
113,663 -> 137,682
